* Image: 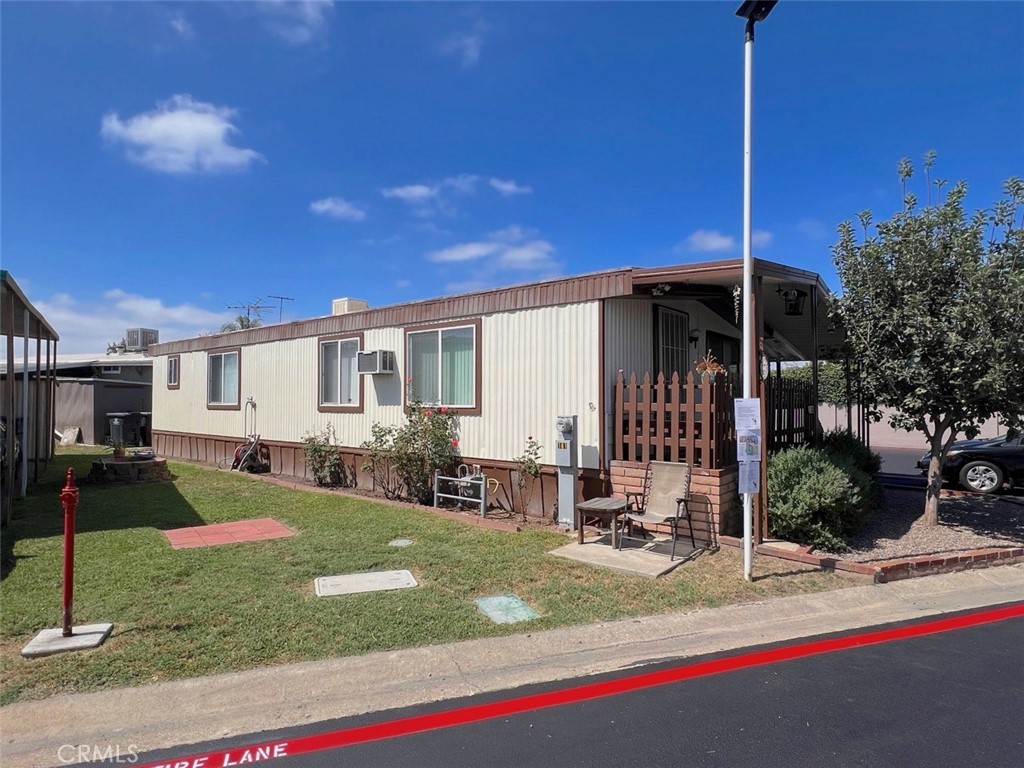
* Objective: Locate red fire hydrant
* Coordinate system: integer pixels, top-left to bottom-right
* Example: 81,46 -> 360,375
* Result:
60,468 -> 79,637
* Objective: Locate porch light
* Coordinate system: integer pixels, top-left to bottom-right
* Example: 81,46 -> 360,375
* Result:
779,288 -> 808,316
689,329 -> 701,347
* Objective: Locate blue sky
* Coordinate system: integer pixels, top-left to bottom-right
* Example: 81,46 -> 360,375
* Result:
2,1 -> 1022,352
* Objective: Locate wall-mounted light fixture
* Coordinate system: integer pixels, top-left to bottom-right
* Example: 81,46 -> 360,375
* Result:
689,329 -> 701,348
778,287 -> 808,316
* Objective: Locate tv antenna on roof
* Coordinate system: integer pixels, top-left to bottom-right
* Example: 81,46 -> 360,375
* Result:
227,299 -> 274,323
267,295 -> 294,323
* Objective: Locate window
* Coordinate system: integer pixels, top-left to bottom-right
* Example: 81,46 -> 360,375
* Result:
207,349 -> 240,409
319,336 -> 362,412
405,321 -> 480,413
167,356 -> 180,389
100,365 -> 121,375
654,306 -> 689,379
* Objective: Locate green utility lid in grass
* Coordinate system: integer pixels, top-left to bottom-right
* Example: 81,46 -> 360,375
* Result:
474,594 -> 540,624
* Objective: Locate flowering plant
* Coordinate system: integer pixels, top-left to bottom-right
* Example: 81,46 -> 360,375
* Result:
695,350 -> 727,377
362,384 -> 461,503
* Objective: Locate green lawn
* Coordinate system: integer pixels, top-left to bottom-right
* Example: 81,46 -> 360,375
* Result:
0,448 -> 852,705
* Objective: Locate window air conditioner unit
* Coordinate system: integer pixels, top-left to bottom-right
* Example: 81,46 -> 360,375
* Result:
357,350 -> 396,375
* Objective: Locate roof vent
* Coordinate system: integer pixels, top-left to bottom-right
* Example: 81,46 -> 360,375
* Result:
331,298 -> 369,316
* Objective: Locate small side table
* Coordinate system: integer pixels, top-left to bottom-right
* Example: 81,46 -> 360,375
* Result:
576,497 -> 628,548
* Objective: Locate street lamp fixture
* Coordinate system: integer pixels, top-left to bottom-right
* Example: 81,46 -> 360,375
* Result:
736,0 -> 777,582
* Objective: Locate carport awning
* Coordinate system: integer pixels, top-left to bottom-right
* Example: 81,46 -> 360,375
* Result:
1,270 -> 59,343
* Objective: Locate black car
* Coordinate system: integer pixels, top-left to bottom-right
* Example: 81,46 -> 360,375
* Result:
917,432 -> 1024,494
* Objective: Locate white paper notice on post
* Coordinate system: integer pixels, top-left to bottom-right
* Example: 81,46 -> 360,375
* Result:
737,429 -> 761,462
739,461 -> 760,493
734,398 -> 761,431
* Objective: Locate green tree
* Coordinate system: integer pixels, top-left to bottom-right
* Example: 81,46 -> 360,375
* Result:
220,315 -> 263,333
781,361 -> 850,407
830,157 -> 1024,525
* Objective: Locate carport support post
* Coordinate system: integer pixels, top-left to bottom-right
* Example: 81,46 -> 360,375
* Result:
61,468 -> 79,637
21,309 -> 29,496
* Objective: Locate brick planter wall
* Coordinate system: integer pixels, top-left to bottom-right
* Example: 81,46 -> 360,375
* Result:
609,460 -> 739,546
89,458 -> 172,484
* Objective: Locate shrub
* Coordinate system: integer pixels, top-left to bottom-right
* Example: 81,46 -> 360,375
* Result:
512,436 -> 543,521
820,429 -> 882,476
361,400 -> 460,504
302,424 -> 345,487
767,445 -> 867,551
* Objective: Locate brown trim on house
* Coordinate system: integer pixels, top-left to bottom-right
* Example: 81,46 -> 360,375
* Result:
403,317 -> 483,417
205,346 -> 242,411
149,270 -> 632,356
316,332 -> 365,414
633,259 -> 830,297
167,354 -> 181,389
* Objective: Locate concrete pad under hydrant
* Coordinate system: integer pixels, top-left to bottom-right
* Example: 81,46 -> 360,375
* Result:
21,623 -> 114,659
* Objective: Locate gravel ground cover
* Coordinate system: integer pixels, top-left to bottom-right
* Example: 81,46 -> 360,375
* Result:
817,488 -> 1024,563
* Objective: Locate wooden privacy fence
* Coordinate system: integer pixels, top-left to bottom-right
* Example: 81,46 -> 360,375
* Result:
614,371 -> 736,469
764,374 -> 817,452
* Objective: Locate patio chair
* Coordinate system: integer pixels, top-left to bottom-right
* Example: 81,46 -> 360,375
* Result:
617,461 -> 696,561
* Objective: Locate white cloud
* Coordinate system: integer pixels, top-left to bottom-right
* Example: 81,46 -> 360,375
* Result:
679,229 -> 736,253
489,178 -> 532,197
499,240 -> 555,269
169,13 -> 194,39
381,175 -> 481,218
674,228 -> 772,254
442,21 -> 488,69
442,174 -> 481,194
428,242 -> 501,263
31,290 -> 234,354
101,94 -> 265,175
382,184 -> 438,203
310,196 -> 366,221
429,225 -> 559,291
258,1 -> 334,46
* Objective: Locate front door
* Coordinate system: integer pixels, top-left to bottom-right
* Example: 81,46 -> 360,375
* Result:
654,306 -> 689,380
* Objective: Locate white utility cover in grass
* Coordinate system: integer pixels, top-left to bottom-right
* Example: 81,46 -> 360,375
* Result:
388,538 -> 414,547
474,594 -> 540,624
314,570 -> 418,597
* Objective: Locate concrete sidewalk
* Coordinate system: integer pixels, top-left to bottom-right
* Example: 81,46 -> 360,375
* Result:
3,565 -> 1022,768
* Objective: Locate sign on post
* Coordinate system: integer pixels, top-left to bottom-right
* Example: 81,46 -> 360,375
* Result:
734,397 -> 762,463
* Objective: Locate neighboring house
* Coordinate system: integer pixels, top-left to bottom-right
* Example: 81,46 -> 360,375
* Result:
149,259 -> 833,543
49,351 -> 154,446
1,341 -> 157,448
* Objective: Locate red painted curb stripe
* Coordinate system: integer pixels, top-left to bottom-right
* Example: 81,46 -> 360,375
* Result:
138,603 -> 1024,768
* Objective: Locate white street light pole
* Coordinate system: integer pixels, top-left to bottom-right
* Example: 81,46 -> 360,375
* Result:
736,1 -> 776,582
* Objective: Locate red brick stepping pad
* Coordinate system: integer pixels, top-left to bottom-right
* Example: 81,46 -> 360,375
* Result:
163,518 -> 295,549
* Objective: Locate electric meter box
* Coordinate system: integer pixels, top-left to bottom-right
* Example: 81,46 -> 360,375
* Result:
554,416 -> 576,468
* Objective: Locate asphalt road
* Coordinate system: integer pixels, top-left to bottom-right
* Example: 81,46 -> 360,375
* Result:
134,606 -> 1024,768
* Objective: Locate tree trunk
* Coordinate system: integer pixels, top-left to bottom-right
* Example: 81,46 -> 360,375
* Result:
924,432 -> 946,526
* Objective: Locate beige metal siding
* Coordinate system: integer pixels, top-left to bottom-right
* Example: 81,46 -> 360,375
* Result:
154,304 -> 603,468
472,304 -> 601,468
